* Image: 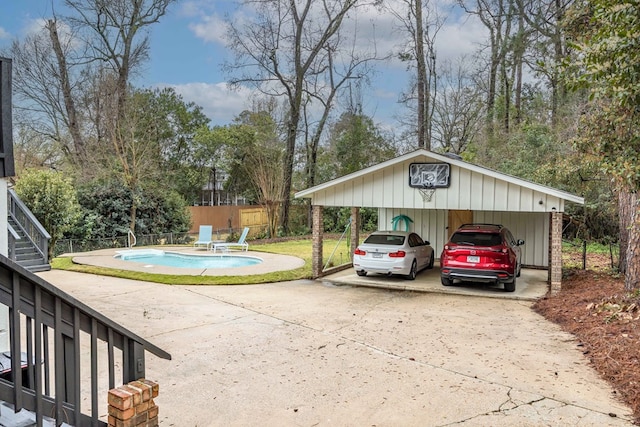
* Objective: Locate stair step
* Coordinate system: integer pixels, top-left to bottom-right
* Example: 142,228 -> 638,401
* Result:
25,264 -> 51,272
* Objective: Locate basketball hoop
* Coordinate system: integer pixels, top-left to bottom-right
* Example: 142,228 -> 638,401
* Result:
418,183 -> 436,203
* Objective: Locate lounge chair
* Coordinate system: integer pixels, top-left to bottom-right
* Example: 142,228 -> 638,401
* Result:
212,227 -> 250,253
193,225 -> 213,249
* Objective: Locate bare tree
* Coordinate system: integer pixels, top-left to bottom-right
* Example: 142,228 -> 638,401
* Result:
46,19 -> 88,164
301,30 -> 380,189
64,0 -> 175,123
223,0 -> 379,232
7,0 -> 175,176
389,0 -> 443,150
105,90 -> 162,231
7,24 -> 90,165
432,58 -> 484,153
522,0 -> 572,128
458,0 -> 514,138
246,144 -> 285,238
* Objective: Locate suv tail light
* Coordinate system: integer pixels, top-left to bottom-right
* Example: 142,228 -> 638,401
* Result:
388,250 -> 406,258
354,248 -> 366,256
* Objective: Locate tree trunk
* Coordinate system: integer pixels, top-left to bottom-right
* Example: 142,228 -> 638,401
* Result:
624,195 -> 640,291
513,1 -> 524,125
281,109 -> 299,234
47,20 -> 86,164
415,0 -> 428,150
129,202 -> 137,233
618,187 -> 632,274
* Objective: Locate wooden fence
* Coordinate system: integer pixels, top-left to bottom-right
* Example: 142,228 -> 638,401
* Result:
188,206 -> 268,237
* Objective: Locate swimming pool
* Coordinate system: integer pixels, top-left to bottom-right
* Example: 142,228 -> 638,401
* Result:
115,249 -> 263,269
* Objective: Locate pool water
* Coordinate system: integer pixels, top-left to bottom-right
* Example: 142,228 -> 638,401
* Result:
115,250 -> 262,269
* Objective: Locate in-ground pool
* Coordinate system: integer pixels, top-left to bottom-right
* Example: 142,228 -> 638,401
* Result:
115,249 -> 262,269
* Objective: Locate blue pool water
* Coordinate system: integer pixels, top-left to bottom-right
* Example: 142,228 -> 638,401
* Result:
115,250 -> 262,269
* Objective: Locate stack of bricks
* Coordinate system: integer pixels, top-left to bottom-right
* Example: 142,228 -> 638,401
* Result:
108,379 -> 159,427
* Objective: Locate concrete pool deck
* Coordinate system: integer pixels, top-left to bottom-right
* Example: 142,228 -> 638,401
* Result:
67,246 -> 306,276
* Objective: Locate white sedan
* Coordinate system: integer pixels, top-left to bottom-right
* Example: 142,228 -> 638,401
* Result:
353,231 -> 435,280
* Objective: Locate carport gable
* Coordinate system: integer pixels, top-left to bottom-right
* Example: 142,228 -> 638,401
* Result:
295,149 -> 583,211
295,149 -> 584,282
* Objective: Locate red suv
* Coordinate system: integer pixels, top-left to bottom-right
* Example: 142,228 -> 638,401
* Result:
440,224 -> 524,292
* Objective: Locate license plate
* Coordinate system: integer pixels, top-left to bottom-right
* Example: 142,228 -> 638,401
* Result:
467,255 -> 480,263
372,253 -> 383,258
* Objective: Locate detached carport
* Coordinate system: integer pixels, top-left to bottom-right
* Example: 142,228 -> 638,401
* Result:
295,149 -> 584,293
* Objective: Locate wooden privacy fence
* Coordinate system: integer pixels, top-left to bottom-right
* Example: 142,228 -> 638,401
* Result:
188,206 -> 268,237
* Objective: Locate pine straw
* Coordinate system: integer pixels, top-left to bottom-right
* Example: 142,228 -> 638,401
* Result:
533,259 -> 640,425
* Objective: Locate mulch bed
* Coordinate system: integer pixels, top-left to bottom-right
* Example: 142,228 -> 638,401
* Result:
533,253 -> 640,424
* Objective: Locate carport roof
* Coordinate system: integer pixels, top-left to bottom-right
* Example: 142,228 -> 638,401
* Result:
294,149 -> 585,205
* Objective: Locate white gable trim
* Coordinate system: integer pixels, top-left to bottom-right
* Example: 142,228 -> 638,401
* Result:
295,149 -> 584,206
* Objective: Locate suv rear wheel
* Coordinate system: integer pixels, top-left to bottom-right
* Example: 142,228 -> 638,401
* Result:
504,277 -> 516,292
441,276 -> 452,286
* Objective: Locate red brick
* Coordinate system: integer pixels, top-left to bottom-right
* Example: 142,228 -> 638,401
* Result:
138,379 -> 159,398
135,400 -> 149,413
130,380 -> 152,402
121,385 -> 142,406
108,404 -> 135,420
147,403 -> 158,419
108,388 -> 134,411
131,412 -> 149,426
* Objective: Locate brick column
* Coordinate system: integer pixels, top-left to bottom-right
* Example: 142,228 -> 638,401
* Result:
108,379 -> 159,427
549,211 -> 563,294
312,205 -> 323,279
350,207 -> 360,262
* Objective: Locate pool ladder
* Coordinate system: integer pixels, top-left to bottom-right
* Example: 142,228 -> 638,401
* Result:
128,229 -> 137,248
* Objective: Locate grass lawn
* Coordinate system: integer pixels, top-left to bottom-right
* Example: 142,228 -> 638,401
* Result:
51,238 -> 352,285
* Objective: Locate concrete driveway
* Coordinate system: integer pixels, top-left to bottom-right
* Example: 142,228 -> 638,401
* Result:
38,270 -> 634,426
323,262 -> 549,301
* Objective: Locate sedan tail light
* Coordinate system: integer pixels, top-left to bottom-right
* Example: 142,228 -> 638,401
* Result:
354,248 -> 366,256
388,250 -> 406,258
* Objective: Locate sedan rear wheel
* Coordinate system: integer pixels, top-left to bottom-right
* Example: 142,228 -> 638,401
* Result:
406,260 -> 417,280
427,252 -> 435,269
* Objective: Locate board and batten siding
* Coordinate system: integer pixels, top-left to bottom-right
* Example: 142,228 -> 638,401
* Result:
474,211 -> 549,267
310,159 -> 566,213
376,209 -> 548,267
378,208 -> 448,255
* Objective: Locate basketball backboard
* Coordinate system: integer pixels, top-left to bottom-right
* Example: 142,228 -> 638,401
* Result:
408,163 -> 450,188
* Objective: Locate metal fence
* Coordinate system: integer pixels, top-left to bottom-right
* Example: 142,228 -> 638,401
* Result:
54,232 -> 193,256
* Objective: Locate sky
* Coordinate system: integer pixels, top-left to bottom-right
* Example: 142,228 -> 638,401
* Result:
0,0 -> 486,129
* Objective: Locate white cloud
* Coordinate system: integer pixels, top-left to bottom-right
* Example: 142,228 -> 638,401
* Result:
163,82 -> 254,125
435,15 -> 487,63
23,18 -> 48,36
188,14 -> 228,45
0,27 -> 9,40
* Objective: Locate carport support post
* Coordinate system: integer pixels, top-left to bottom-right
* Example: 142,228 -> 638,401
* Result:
312,205 -> 323,279
549,211 -> 563,294
350,207 -> 359,261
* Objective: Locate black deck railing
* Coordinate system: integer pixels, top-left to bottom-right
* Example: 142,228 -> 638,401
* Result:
0,254 -> 171,426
